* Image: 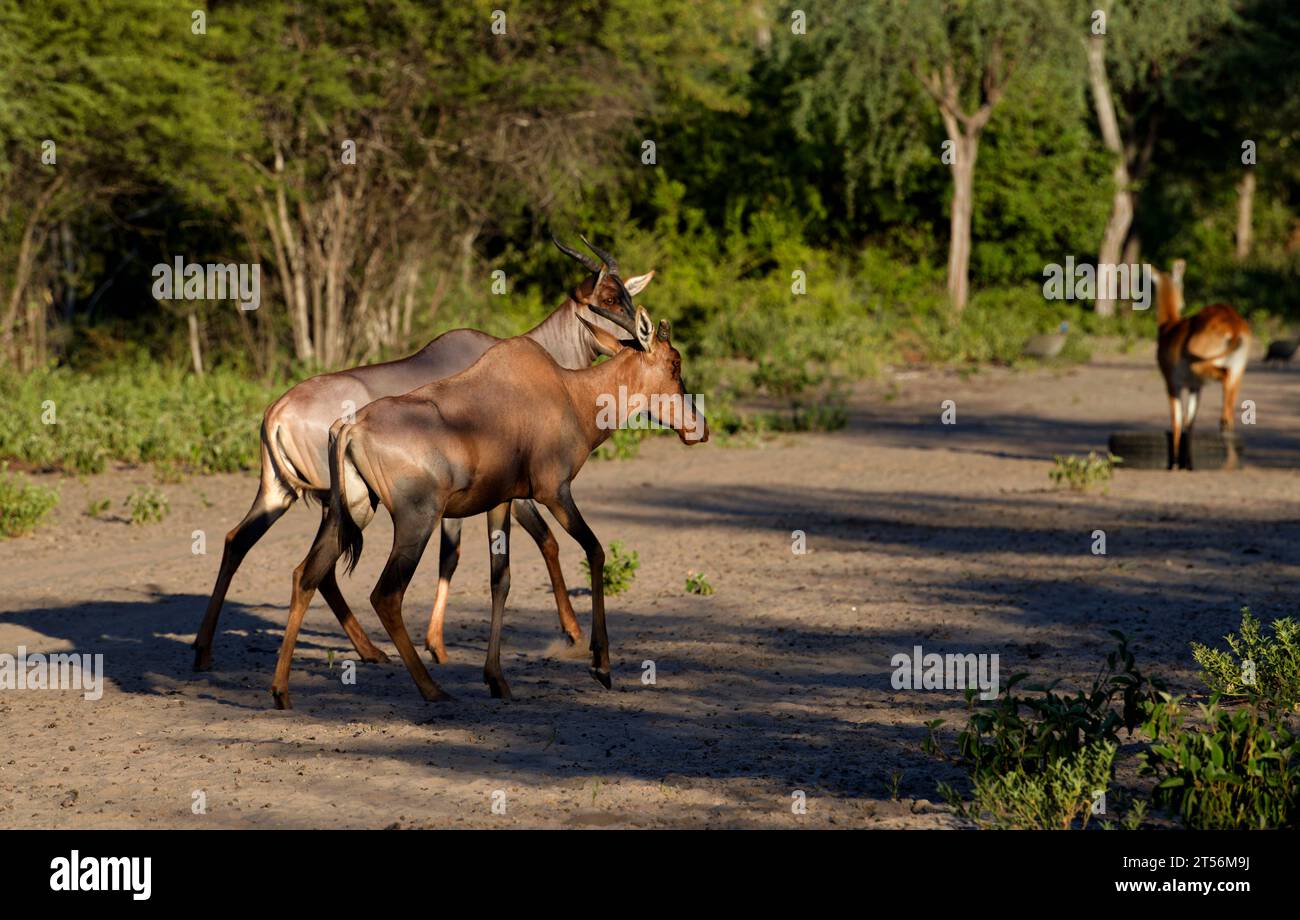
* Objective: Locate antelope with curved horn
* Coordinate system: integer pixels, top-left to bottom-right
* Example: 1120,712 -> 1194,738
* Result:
270,302 -> 707,708
1153,259 -> 1251,469
193,237 -> 652,671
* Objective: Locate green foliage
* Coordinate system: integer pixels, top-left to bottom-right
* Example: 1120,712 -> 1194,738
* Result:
942,742 -> 1116,830
84,497 -> 111,519
685,571 -> 713,596
0,363 -> 277,474
581,540 -> 640,596
1140,696 -> 1300,830
0,465 -> 58,537
591,427 -> 648,462
123,486 -> 168,526
1192,608 -> 1300,715
942,632 -> 1164,778
1050,452 -> 1119,491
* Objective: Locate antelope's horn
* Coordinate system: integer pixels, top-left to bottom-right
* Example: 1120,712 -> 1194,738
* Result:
589,301 -> 639,339
552,234 -> 601,273
580,234 -> 619,273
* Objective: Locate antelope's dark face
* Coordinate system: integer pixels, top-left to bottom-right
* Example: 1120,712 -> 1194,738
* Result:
554,234 -> 656,356
634,310 -> 708,445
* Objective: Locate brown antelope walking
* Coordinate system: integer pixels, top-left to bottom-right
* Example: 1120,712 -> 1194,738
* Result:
269,302 -> 708,708
193,238 -> 652,671
1154,259 -> 1251,468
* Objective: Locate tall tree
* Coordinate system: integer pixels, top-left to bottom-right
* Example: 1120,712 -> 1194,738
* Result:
795,0 -> 1064,311
1081,0 -> 1233,314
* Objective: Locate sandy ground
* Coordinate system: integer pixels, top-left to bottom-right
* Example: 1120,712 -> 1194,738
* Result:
3,344 -> 1300,828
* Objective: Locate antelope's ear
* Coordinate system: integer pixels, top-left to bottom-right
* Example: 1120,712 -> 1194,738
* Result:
635,306 -> 655,352
623,271 -> 654,296
656,319 -> 671,342
577,313 -> 630,357
1172,259 -> 1186,284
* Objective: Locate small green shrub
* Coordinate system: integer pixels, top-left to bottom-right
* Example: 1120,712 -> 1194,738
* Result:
1192,608 -> 1300,714
946,632 -> 1164,777
0,467 -> 59,538
84,497 -> 112,519
124,486 -> 169,525
591,427 -> 648,461
581,540 -> 639,596
1049,452 -> 1119,492
1140,696 -> 1300,830
685,571 -> 714,595
941,742 -> 1116,830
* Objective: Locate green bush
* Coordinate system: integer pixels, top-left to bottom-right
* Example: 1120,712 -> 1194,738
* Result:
1192,608 -> 1300,714
124,486 -> 169,526
942,742 -> 1116,830
945,632 -> 1164,777
1050,452 -> 1119,492
685,571 -> 713,595
0,362 -> 277,475
581,540 -> 639,596
0,467 -> 59,538
1140,696 -> 1300,830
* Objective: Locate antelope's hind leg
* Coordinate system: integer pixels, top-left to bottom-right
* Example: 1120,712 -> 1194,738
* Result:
370,507 -> 453,703
483,503 -> 512,700
319,558 -> 389,664
194,475 -> 294,671
271,506 -> 347,710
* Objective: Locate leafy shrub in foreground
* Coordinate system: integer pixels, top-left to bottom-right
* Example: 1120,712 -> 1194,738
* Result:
946,632 -> 1164,778
1192,608 -> 1300,714
942,742 -> 1116,830
1140,696 -> 1300,830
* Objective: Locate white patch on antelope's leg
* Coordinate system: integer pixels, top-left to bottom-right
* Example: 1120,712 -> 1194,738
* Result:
1185,390 -> 1200,430
1169,393 -> 1185,469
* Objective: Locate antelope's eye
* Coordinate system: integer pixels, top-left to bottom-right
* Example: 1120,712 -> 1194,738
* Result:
602,296 -> 614,306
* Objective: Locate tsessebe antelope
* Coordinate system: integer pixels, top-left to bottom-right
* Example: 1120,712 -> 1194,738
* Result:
270,302 -> 707,708
1154,259 -> 1251,469
193,237 -> 651,670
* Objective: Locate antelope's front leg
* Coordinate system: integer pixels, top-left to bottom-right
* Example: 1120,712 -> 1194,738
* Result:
483,503 -> 512,699
543,484 -> 611,689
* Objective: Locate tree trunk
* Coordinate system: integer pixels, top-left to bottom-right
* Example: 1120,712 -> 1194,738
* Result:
187,311 -> 205,378
947,134 -> 978,313
1236,170 -> 1256,261
1086,32 -> 1129,318
2,177 -> 63,361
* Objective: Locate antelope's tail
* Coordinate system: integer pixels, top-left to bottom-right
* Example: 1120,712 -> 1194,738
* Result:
328,421 -> 365,576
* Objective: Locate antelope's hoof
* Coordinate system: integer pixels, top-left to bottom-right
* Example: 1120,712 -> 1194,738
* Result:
486,679 -> 512,700
271,688 -> 292,711
360,648 -> 391,664
589,667 -> 612,690
192,648 -> 213,672
426,643 -> 449,665
421,685 -> 455,703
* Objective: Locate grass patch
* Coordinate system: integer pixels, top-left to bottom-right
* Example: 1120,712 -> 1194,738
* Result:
581,540 -> 639,596
1049,452 -> 1119,492
124,486 -> 169,525
0,361 -> 278,475
0,466 -> 59,538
